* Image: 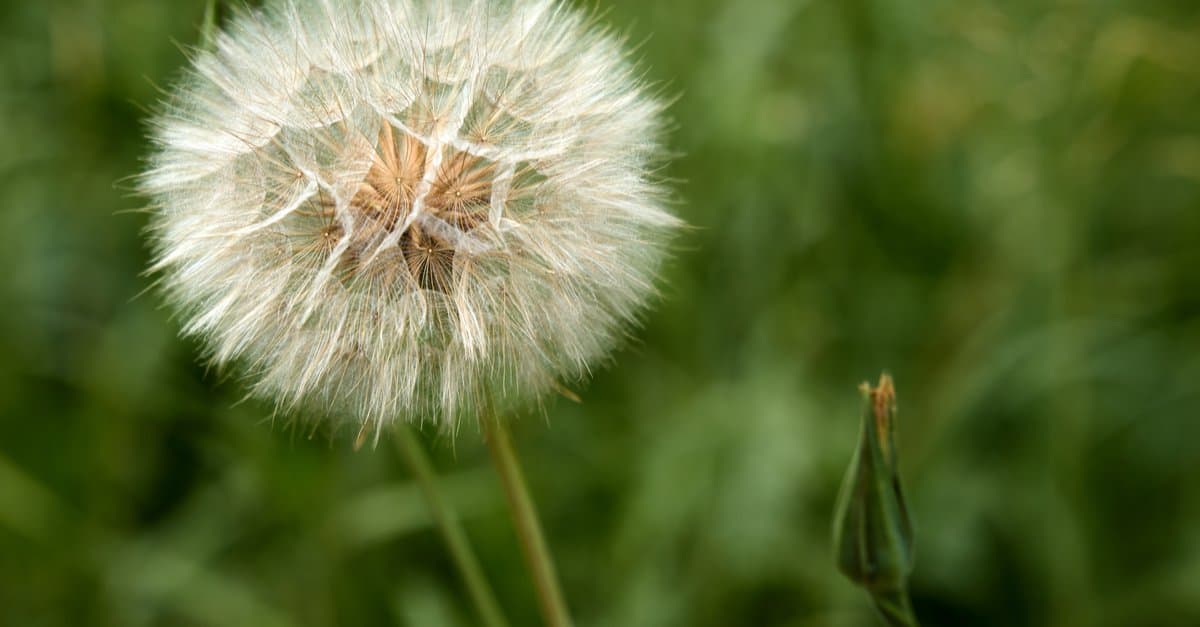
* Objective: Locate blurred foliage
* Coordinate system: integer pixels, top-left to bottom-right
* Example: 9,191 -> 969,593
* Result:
2,0 -> 1199,626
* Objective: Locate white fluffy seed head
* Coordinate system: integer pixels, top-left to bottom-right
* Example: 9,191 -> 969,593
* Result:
142,0 -> 680,435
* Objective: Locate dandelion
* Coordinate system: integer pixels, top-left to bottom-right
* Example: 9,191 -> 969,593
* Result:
142,0 -> 679,437
142,2 -> 678,626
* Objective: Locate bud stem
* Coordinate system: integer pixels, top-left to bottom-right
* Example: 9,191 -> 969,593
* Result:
482,416 -> 574,627
870,586 -> 920,627
395,427 -> 511,627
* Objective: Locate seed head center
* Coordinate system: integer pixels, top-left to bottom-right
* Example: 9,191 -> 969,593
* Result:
327,119 -> 494,291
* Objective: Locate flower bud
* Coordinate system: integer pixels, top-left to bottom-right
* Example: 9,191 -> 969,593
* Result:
833,374 -> 914,592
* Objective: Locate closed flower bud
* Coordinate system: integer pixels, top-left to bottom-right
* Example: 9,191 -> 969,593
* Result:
833,374 -> 918,625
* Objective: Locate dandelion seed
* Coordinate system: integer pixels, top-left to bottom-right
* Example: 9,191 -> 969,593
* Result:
142,0 -> 680,434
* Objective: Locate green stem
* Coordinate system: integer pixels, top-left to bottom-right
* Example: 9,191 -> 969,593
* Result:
482,417 -> 574,627
395,427 -> 511,627
870,586 -> 920,627
201,0 -> 219,50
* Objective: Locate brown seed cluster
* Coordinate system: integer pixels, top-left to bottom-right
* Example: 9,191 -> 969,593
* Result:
314,120 -> 495,291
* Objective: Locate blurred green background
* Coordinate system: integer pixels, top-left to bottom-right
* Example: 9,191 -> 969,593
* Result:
3,0 -> 1200,625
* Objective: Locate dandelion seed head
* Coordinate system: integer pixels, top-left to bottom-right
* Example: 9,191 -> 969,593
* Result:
143,0 -> 680,433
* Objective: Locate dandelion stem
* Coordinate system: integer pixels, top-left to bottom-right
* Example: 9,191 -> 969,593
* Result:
395,426 -> 511,627
201,0 -> 219,50
482,416 -> 574,627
